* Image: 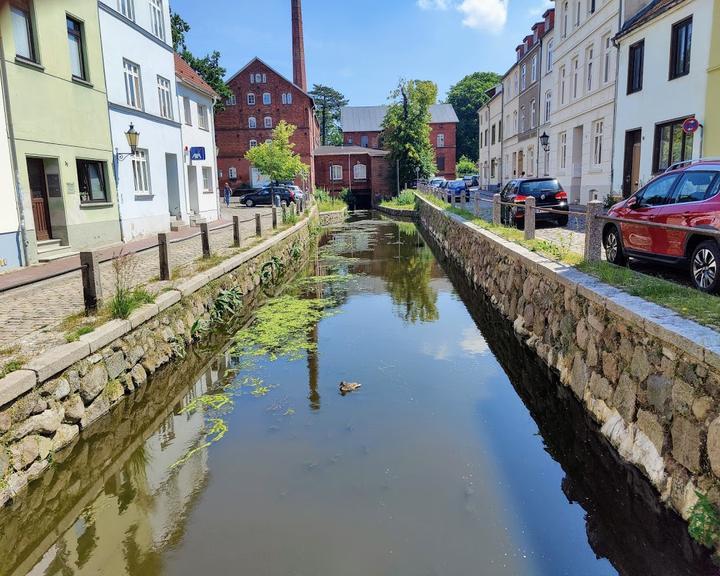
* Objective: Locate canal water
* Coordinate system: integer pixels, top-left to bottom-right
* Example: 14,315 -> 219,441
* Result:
1,215 -> 716,576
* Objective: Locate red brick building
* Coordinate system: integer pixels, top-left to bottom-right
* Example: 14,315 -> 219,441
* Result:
215,0 -> 319,191
314,146 -> 392,208
340,104 -> 459,180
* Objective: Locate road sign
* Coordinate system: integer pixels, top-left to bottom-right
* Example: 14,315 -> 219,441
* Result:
189,147 -> 206,160
682,117 -> 700,134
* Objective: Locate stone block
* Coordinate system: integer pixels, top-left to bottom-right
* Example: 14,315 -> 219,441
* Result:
672,416 -> 702,473
5,408 -> 63,442
10,435 -> 41,471
177,274 -> 211,297
79,364 -> 108,403
25,342 -> 90,383
630,346 -> 651,383
588,371 -> 613,402
130,364 -> 147,387
602,352 -> 619,383
671,380 -> 696,417
0,370 -> 37,409
155,289 -> 182,312
62,394 -> 84,424
637,409 -> 665,454
51,423 -> 79,452
80,392 -> 110,429
80,319 -> 131,353
40,378 -> 70,401
643,315 -> 711,364
204,263 -> 226,282
570,353 -> 589,399
707,416 -> 720,478
692,396 -> 713,421
105,351 -> 127,380
647,374 -> 673,419
612,373 -> 637,422
128,303 -> 160,329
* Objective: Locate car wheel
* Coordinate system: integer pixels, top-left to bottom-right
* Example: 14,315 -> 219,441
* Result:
691,241 -> 720,293
245,199 -> 254,207
603,225 -> 626,266
556,215 -> 569,227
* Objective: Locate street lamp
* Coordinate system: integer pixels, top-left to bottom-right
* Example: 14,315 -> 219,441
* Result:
540,131 -> 550,152
116,124 -> 140,161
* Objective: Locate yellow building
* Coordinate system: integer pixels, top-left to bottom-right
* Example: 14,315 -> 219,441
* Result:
705,0 -> 720,156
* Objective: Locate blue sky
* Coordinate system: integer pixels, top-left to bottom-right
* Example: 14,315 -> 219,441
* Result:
170,0 -> 552,104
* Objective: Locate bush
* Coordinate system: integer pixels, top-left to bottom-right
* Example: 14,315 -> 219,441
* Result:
381,189 -> 416,210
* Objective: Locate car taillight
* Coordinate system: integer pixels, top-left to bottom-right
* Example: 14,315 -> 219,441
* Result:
289,191 -> 295,199
555,190 -> 567,200
515,194 -> 528,203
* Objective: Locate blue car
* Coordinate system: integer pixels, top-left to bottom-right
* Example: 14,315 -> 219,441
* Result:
445,180 -> 470,203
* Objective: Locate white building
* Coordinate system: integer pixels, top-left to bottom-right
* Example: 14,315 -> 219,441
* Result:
0,66 -> 23,270
612,0 -> 711,198
98,0 -> 186,240
175,54 -> 220,224
539,11 -> 556,177
478,85 -> 503,189
549,0 -> 618,204
502,63 -> 520,181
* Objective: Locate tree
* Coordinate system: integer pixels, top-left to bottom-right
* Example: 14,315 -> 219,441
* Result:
456,155 -> 477,175
170,10 -> 232,111
381,79 -> 438,190
244,121 -> 309,184
308,84 -> 349,146
447,72 -> 502,162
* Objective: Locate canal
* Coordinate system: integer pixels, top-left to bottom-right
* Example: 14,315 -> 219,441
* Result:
0,214 -> 715,576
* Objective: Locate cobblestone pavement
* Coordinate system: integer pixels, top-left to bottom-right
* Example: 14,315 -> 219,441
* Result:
0,207 -> 276,356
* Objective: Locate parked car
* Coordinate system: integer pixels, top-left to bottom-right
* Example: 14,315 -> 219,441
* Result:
445,179 -> 470,203
430,177 -> 446,188
500,177 -> 569,229
603,159 -> 720,293
463,174 -> 479,187
239,186 -> 296,207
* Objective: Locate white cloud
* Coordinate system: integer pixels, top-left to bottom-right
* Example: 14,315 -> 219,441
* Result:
459,327 -> 490,356
457,0 -> 509,32
528,0 -> 553,17
417,0 -> 452,9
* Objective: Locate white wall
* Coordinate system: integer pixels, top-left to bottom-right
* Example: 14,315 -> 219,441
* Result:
177,82 -> 219,222
0,67 -> 21,269
99,1 -> 185,239
612,0 -> 712,194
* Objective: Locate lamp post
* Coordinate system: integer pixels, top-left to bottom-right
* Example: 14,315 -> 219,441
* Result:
540,132 -> 550,176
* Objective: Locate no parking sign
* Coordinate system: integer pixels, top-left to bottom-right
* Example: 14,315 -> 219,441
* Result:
682,117 -> 700,134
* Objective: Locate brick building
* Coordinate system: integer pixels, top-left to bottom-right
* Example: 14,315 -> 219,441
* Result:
340,104 -> 459,180
215,0 -> 318,191
314,146 -> 392,208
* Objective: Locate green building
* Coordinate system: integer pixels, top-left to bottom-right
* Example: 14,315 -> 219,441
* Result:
1,0 -> 121,262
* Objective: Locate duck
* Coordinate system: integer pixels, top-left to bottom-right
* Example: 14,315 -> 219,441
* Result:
339,381 -> 362,394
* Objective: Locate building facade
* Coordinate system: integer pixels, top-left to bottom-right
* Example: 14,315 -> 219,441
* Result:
1,0 -> 121,262
340,104 -> 459,180
314,146 -> 392,207
539,10 -> 556,177
612,0 -> 712,198
478,85 -> 503,189
99,0 -> 186,240
706,0 -> 720,156
175,54 -> 220,224
501,62 -> 520,181
0,59 -> 22,270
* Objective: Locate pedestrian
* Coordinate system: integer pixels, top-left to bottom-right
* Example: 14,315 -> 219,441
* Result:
223,182 -> 232,207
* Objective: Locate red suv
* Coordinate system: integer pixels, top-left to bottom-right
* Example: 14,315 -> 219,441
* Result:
603,160 -> 720,293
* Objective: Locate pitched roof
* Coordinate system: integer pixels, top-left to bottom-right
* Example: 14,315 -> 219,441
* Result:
225,57 -> 314,102
314,145 -> 390,157
616,0 -> 685,39
174,54 -> 218,100
340,103 -> 459,133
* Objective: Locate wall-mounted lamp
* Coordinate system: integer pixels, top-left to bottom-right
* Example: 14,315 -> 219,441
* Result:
540,131 -> 550,152
116,124 -> 140,161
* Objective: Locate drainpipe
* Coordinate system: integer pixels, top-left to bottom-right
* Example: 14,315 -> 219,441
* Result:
537,41 -> 543,177
0,37 -> 29,266
501,83 -> 505,187
610,0 -> 623,197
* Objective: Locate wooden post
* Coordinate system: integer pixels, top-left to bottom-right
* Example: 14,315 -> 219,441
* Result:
255,213 -> 262,237
232,215 -> 241,247
290,203 -> 297,219
492,194 -> 501,226
524,196 -> 536,241
158,233 -> 170,280
272,207 -> 278,229
200,222 -> 211,258
80,251 -> 102,313
282,205 -> 287,224
584,201 -> 604,262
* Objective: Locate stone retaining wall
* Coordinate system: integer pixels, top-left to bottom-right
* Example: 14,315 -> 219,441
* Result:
376,206 -> 418,219
417,195 -> 720,534
0,217 -> 312,506
319,210 -> 347,226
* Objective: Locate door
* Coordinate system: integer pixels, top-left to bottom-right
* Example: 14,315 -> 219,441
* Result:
622,130 -> 642,198
166,154 -> 181,218
571,126 -> 584,203
187,165 -> 199,214
27,158 -> 51,240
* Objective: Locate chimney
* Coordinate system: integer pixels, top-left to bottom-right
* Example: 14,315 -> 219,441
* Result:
291,0 -> 307,91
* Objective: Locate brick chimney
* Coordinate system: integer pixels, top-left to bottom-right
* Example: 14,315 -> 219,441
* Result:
291,0 -> 307,91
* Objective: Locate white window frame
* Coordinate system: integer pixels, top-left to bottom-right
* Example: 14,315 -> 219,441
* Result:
586,46 -> 594,92
572,58 -> 579,99
131,149 -> 150,195
262,92 -> 271,105
559,132 -> 567,169
520,64 -> 527,91
563,2 -> 569,37
249,74 -> 254,84
353,163 -> 367,180
254,73 -> 262,83
248,116 -> 257,129
560,66 -> 566,104
546,39 -> 554,72
249,139 -> 258,148
544,91 -> 552,122
228,166 -> 237,179
530,100 -> 536,128
281,93 -> 287,105
12,3 -> 37,62
202,166 -> 212,193
183,96 -> 192,125
286,92 -> 292,104
437,133 -> 445,148
198,103 -> 209,130
593,120 -> 604,165
118,0 -> 135,20
123,59 -> 143,110
531,55 -> 538,83
264,116 -> 272,129
603,35 -> 612,84
226,93 -> 236,106
247,93 -> 256,105
330,165 -> 343,181
148,0 -> 165,41
157,75 -> 173,120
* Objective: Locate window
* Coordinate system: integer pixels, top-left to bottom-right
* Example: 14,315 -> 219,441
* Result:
247,93 -> 256,105
530,100 -> 536,128
586,46 -> 594,92
330,165 -> 343,181
546,39 -> 554,72
131,150 -> 150,194
637,174 -> 679,206
264,116 -> 272,129
157,76 -> 172,119
513,111 -> 518,132
603,35 -> 612,83
228,166 -> 237,180
197,104 -> 209,130
437,133 -> 445,148
11,2 -> 37,62
437,156 -> 446,171
67,17 -> 86,81
491,125 -> 496,145
246,116 -> 256,129
148,0 -> 165,40
653,118 -> 694,172
485,128 -> 488,146
262,74 -> 267,83
572,58 -> 579,99
202,167 -> 213,193
563,2 -> 569,37
360,135 -> 369,147
286,92 -> 293,104
514,71 -> 519,94
480,131 -> 483,149
670,17 -> 692,80
249,139 -> 258,148
353,164 -> 367,180
627,40 -> 644,94
226,93 -> 236,106
520,64 -> 527,91
531,55 -> 538,83
560,66 -> 566,104
118,0 -> 135,20
559,132 -> 567,169
588,0 -> 595,14
499,120 -> 502,139
183,96 -> 192,125
491,159 -> 496,178
672,172 -> 719,204
545,91 -> 552,122
592,120 -> 603,165
528,148 -> 535,175
520,107 -> 526,132
249,74 -> 254,84
123,60 -> 143,110
77,160 -> 108,203
263,92 -> 271,105
255,73 -> 262,83
575,0 -> 581,26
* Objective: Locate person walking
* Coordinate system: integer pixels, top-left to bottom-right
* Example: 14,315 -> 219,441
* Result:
223,182 -> 232,208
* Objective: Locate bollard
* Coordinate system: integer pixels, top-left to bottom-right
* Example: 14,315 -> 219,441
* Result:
282,205 -> 287,224
584,200 -> 604,262
524,196 -> 536,240
290,203 -> 297,218
80,251 -> 102,313
460,191 -> 466,209
272,207 -> 278,229
492,194 -> 501,226
474,190 -> 480,216
158,233 -> 170,280
232,216 -> 241,247
255,213 -> 262,237
200,222 -> 211,258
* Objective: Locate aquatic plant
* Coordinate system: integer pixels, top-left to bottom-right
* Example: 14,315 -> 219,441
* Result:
689,492 -> 720,548
191,288 -> 244,339
260,256 -> 286,286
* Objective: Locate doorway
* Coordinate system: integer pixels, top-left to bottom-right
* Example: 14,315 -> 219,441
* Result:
571,125 -> 584,203
166,153 -> 181,218
27,157 -> 52,240
622,129 -> 642,198
187,165 -> 199,214
517,150 -> 524,176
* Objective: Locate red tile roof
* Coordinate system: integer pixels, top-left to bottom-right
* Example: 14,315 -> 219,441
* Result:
174,53 -> 218,100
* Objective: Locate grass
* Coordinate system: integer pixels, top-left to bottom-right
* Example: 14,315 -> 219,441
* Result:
65,325 -> 96,343
315,188 -> 349,213
108,287 -> 155,320
0,358 -> 27,379
0,345 -> 20,357
380,189 -> 416,211
195,253 -> 226,273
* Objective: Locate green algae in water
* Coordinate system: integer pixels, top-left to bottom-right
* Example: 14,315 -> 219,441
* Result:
295,274 -> 354,286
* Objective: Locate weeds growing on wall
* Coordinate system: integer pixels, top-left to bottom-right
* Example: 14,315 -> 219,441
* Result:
689,492 -> 720,548
191,287 -> 245,339
108,252 -> 156,319
381,189 -> 417,210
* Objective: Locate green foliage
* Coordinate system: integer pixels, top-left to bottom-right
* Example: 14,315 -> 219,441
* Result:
109,288 -> 155,320
65,325 -> 95,343
191,287 -> 244,338
0,359 -> 25,379
315,188 -> 349,213
308,84 -> 349,146
244,121 -> 309,184
689,492 -> 720,548
456,155 -> 477,176
260,256 -> 286,285
446,71 -> 503,161
170,11 -> 191,51
382,79 -> 438,186
380,189 -> 416,210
